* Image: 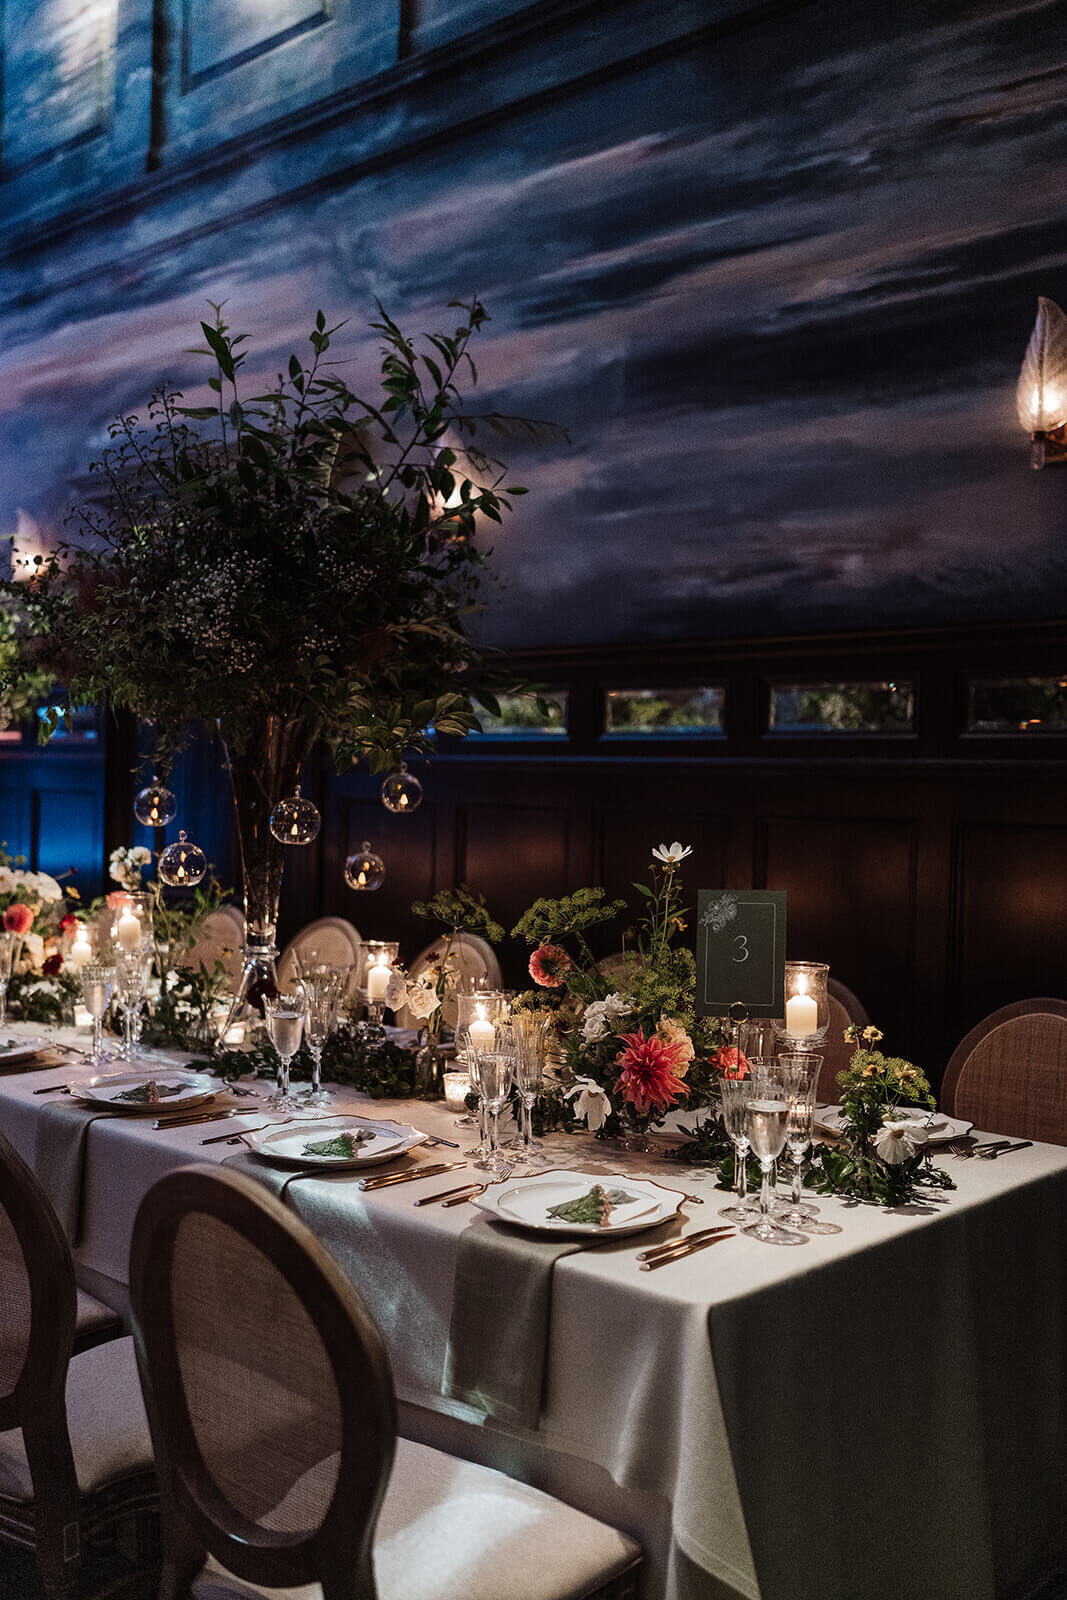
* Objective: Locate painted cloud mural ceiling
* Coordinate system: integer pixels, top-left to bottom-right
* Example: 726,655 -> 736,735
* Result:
1,0 -> 1065,647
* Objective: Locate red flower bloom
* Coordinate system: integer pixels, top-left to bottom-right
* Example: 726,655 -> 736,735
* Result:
710,1045 -> 750,1081
4,904 -> 34,937
42,953 -> 63,976
528,944 -> 572,987
613,1027 -> 690,1115
59,913 -> 78,935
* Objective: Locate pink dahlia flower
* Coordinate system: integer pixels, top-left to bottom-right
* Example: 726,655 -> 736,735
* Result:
4,903 -> 34,937
528,944 -> 572,987
614,1027 -> 690,1115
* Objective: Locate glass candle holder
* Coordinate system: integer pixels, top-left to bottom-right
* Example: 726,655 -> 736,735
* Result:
102,891 -> 155,957
443,1070 -> 472,1111
455,989 -> 508,1056
778,961 -> 830,1049
357,940 -> 399,1038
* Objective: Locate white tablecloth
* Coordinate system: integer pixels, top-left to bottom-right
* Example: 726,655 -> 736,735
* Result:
1,1028 -> 1065,1600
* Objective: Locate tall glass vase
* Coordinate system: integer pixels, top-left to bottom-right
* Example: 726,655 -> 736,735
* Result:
216,714 -> 318,1048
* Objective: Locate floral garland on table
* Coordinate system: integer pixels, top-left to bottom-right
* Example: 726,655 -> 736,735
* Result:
512,843 -> 727,1140
0,849 -> 81,1023
804,1025 -> 955,1205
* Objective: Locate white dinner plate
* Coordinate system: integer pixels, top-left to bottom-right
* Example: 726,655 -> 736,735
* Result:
241,1116 -> 422,1169
815,1105 -> 973,1144
0,1036 -> 48,1066
472,1170 -> 686,1237
66,1068 -> 218,1114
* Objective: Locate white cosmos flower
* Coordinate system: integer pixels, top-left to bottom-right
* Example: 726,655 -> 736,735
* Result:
872,1118 -> 929,1165
652,841 -> 692,867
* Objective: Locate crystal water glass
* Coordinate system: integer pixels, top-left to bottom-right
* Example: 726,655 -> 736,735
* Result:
511,1012 -> 550,1165
299,969 -> 343,1112
264,992 -> 306,1114
741,1082 -> 807,1246
773,1053 -> 822,1223
0,930 -> 19,1030
114,942 -> 153,1061
80,962 -> 117,1068
718,1073 -> 761,1222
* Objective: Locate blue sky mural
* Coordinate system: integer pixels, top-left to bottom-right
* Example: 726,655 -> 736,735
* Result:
1,0 -> 1065,648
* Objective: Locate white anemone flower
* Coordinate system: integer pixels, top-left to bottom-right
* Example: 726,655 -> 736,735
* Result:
872,1119 -> 929,1165
565,1077 -> 612,1132
652,841 -> 692,867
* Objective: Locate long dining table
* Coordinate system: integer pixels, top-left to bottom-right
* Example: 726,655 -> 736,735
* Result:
1,1025 -> 1065,1600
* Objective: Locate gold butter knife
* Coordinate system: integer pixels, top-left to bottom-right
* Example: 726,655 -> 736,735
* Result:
153,1109 -> 236,1131
637,1225 -> 733,1263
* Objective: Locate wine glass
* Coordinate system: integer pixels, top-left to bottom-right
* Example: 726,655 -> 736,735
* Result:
742,1082 -> 808,1246
511,1012 -> 550,1166
263,992 -> 306,1114
0,930 -> 19,1029
114,942 -> 153,1062
299,970 -> 343,1112
80,962 -> 117,1068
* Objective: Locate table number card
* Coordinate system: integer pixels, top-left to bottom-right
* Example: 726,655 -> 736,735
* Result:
695,890 -> 786,1018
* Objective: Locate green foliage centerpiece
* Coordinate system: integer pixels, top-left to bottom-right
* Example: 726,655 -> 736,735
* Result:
4,299 -> 556,1033
807,1025 -> 954,1204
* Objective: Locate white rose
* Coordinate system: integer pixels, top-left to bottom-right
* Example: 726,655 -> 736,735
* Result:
385,970 -> 408,1009
21,932 -> 45,970
873,1118 -> 929,1165
0,868 -> 16,894
406,980 -> 441,1020
580,991 -> 632,1044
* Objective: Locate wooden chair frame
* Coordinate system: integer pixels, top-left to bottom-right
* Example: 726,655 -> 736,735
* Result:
0,1132 -> 156,1597
941,997 -> 1067,1135
130,1165 -> 397,1600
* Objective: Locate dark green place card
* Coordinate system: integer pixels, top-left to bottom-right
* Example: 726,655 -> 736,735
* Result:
695,890 -> 786,1018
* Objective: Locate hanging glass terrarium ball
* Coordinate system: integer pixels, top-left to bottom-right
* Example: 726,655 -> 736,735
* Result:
344,841 -> 386,892
381,763 -> 423,814
157,830 -> 207,888
269,785 -> 321,846
133,776 -> 177,828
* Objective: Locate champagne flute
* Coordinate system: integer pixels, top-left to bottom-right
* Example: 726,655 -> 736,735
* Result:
299,969 -> 343,1112
263,992 -> 306,1114
0,930 -> 18,1029
742,1084 -> 807,1246
80,962 -> 117,1068
510,1012 -> 550,1165
114,942 -> 153,1062
472,1048 -> 513,1174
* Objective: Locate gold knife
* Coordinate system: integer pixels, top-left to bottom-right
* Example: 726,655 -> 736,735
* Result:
359,1161 -> 466,1191
153,1109 -> 236,1131
637,1225 -> 733,1263
638,1231 -> 735,1270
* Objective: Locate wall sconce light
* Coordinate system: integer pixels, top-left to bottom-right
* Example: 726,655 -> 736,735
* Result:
1017,297 -> 1067,468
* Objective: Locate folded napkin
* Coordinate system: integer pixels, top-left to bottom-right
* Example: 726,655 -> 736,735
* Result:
221,1146 -> 343,1206
442,1218 -> 583,1430
36,1099 -> 117,1242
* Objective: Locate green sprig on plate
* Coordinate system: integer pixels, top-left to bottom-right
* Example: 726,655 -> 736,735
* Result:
546,1184 -> 637,1225
113,1080 -> 185,1104
302,1130 -> 374,1159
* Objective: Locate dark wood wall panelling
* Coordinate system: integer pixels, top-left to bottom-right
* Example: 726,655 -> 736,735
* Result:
153,620 -> 1067,1087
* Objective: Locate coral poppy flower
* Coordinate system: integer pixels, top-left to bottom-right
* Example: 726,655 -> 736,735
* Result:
106,891 -> 128,911
528,944 -> 572,987
613,1027 -> 690,1115
3,903 -> 34,937
710,1045 -> 750,1080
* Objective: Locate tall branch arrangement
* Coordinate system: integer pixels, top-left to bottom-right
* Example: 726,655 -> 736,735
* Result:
3,299 -> 559,769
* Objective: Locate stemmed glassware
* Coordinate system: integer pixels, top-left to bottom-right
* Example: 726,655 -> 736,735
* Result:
510,1012 -> 550,1166
299,968 -> 344,1112
742,1077 -> 807,1246
263,992 -> 306,1114
80,961 -> 117,1068
773,1054 -> 842,1234
719,1067 -> 765,1222
0,930 -> 19,1029
114,942 -> 154,1062
470,1045 -> 514,1174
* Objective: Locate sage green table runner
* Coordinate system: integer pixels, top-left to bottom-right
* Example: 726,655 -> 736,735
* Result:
442,1216 -> 584,1429
36,1098 -> 117,1241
